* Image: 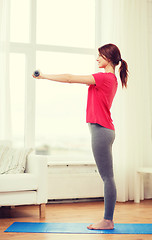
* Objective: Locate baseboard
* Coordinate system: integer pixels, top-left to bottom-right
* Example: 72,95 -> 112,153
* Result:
47,197 -> 104,204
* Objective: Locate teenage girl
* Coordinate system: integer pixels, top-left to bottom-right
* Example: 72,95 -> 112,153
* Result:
32,43 -> 128,230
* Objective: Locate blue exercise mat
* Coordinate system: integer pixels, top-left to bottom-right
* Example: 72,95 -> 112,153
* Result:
4,222 -> 152,234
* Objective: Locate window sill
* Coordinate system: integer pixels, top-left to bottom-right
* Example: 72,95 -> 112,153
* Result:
47,154 -> 95,166
48,161 -> 95,166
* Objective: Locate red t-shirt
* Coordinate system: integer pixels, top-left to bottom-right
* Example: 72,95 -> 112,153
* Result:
86,72 -> 118,130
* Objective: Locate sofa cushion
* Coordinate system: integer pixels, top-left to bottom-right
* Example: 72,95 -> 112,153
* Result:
0,173 -> 38,192
0,146 -> 33,174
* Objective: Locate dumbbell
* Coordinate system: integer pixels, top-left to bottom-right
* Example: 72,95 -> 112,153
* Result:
33,70 -> 40,77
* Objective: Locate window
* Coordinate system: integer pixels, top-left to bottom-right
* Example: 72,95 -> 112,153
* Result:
10,0 -> 30,43
9,0 -> 98,160
36,0 -> 95,48
9,53 -> 25,147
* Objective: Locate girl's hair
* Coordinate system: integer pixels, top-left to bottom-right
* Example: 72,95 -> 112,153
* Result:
98,43 -> 128,88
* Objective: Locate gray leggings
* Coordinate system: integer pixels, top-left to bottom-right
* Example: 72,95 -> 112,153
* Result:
89,123 -> 116,220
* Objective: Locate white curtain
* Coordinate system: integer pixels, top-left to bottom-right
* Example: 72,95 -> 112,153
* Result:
0,0 -> 11,141
101,0 -> 152,202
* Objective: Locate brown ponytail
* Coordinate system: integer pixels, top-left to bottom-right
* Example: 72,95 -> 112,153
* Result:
98,43 -> 129,88
119,59 -> 128,88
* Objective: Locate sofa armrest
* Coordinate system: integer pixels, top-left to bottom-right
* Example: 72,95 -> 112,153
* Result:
26,153 -> 48,204
26,153 -> 48,174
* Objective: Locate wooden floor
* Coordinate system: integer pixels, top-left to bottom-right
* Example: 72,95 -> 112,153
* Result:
0,199 -> 152,240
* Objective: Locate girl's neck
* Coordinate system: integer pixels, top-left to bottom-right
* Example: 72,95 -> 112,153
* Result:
104,64 -> 115,74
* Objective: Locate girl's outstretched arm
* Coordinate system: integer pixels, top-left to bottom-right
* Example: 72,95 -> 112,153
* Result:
32,72 -> 95,85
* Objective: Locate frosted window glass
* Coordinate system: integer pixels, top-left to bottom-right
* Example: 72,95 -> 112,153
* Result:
10,0 -> 30,43
9,53 -> 25,147
36,0 -> 95,48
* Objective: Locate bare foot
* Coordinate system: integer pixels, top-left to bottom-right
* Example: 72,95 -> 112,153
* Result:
87,219 -> 114,230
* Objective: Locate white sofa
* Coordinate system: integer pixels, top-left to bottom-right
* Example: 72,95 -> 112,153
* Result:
0,152 -> 48,218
